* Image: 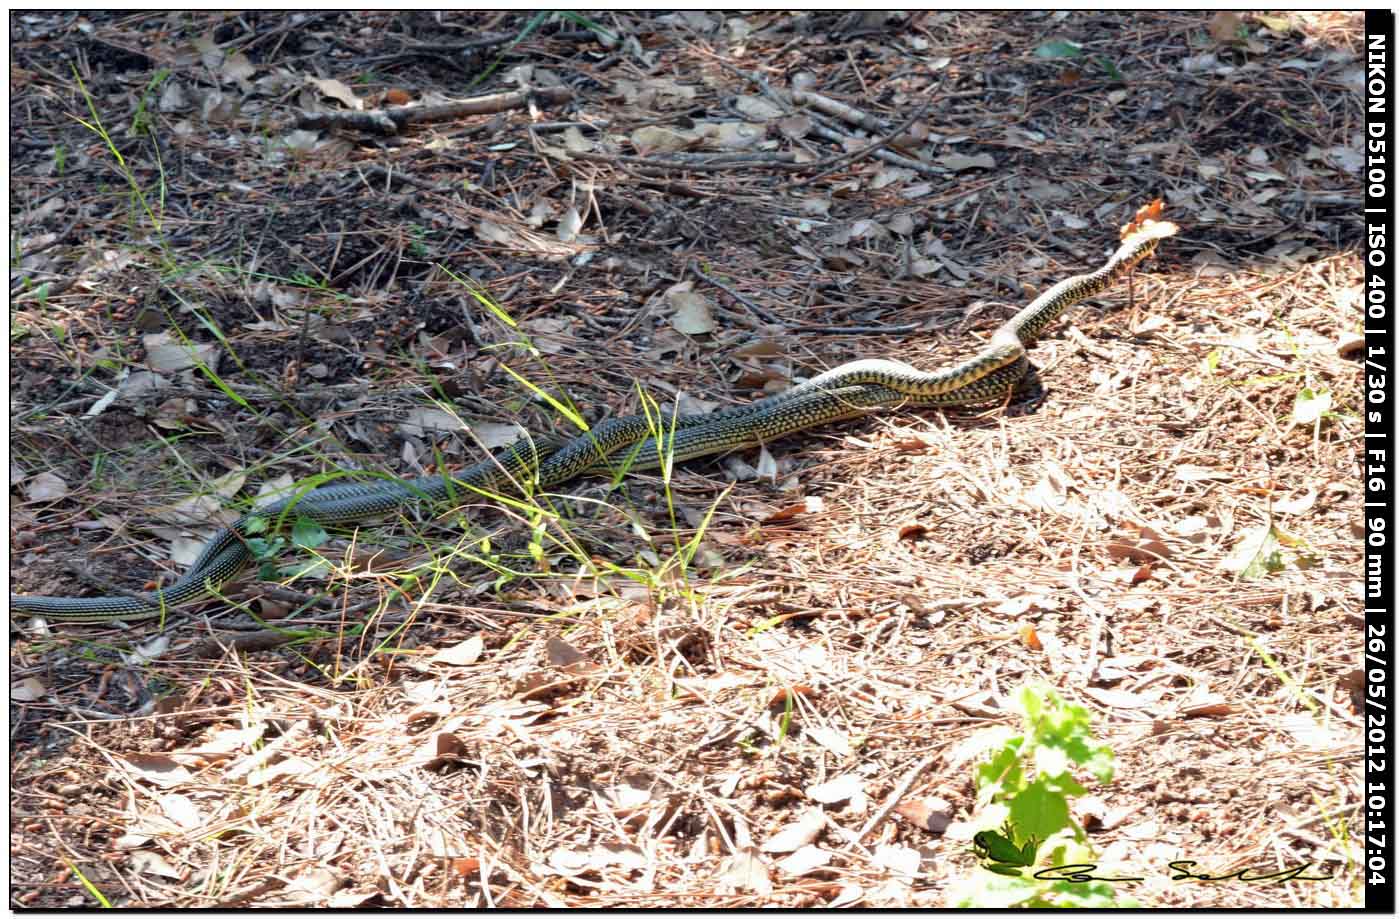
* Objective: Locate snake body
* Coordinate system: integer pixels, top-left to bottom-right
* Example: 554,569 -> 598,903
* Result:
11,219 -> 1175,622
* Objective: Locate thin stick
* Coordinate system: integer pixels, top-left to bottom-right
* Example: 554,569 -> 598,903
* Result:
792,90 -> 939,189
846,753 -> 937,849
797,322 -> 921,336
689,261 -> 783,326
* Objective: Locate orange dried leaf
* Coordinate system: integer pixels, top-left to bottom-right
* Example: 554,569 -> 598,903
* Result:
898,523 -> 929,541
435,732 -> 468,758
1208,11 -> 1245,44
450,857 -> 480,877
768,685 -> 815,707
763,503 -> 811,524
1120,198 -> 1166,239
761,496 -> 825,524
1181,694 -> 1241,718
893,437 -> 935,453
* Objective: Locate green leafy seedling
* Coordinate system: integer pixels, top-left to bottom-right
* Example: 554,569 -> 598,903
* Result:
1034,38 -> 1124,81
248,535 -> 288,580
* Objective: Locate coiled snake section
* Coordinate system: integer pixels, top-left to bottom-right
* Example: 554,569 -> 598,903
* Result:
11,218 -> 1177,622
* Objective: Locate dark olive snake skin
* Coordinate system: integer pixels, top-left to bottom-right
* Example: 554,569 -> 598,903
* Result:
10,220 -> 1176,622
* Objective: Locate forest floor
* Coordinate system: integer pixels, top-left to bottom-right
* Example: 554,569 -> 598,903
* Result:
9,10 -> 1365,907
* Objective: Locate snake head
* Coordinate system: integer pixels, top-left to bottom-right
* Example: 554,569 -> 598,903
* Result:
1115,218 -> 1178,270
1116,198 -> 1178,269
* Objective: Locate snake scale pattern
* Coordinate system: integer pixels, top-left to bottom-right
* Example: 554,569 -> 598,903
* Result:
10,217 -> 1177,623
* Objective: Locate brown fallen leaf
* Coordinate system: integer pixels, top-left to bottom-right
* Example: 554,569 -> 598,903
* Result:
893,796 -> 953,834
285,865 -> 344,904
731,338 -> 784,358
761,808 -> 826,854
1106,527 -> 1172,563
120,753 -> 194,788
435,732 -> 468,759
776,844 -> 833,877
806,773 -> 864,805
667,284 -> 719,335
1081,686 -> 1164,710
1179,695 -> 1241,718
898,523 -> 929,541
11,678 -> 47,701
768,684 -> 816,708
24,471 -> 69,503
129,850 -> 182,879
545,636 -> 586,667
761,496 -> 825,525
1208,11 -> 1245,44
429,635 -> 484,666
716,846 -> 773,895
306,76 -> 364,110
512,669 -> 582,701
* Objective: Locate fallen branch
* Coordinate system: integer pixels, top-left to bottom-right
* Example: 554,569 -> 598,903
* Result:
569,149 -> 805,173
712,61 -> 945,179
803,119 -> 945,178
297,86 -> 573,135
690,261 -> 783,326
846,754 -> 937,849
789,88 -> 890,133
792,88 -> 939,188
797,322 -> 922,336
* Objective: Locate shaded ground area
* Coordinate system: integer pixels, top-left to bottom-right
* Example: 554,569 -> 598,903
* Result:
10,10 -> 1364,907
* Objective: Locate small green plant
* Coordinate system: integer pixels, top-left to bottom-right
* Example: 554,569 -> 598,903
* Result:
1221,515 -> 1310,580
464,11 -> 616,91
130,68 -> 171,137
1291,381 -> 1341,449
287,271 -> 332,291
1034,39 -> 1124,81
71,66 -> 167,240
950,684 -> 1136,908
52,143 -> 67,176
62,859 -> 113,908
775,686 -> 795,747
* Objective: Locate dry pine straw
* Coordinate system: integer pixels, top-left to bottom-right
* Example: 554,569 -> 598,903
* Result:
10,251 -> 1363,908
9,10 -> 1364,908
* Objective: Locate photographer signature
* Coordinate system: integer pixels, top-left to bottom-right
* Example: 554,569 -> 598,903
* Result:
972,821 -> 1332,883
1029,861 -> 1333,884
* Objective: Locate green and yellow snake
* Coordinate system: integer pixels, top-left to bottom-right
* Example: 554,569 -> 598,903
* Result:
10,218 -> 1176,623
